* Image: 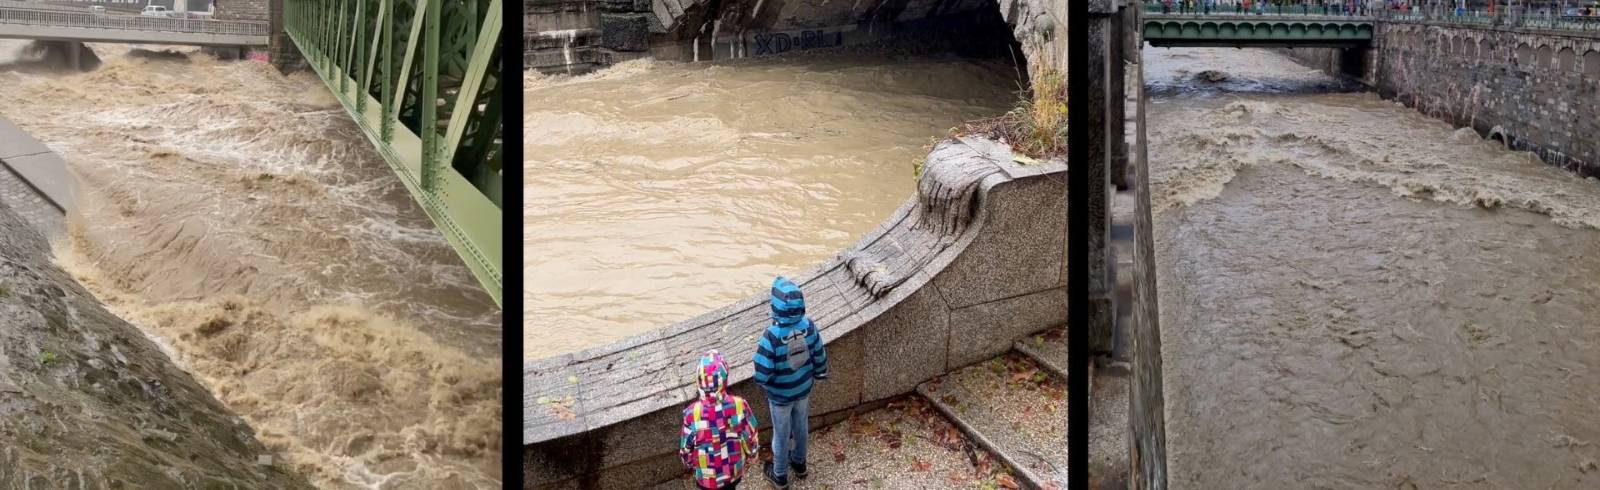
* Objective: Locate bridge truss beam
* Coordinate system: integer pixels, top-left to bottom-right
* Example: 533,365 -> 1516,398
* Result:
284,0 -> 504,304
1143,18 -> 1374,48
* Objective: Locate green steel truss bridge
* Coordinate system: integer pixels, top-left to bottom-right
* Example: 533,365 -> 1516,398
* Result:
1143,3 -> 1375,48
285,0 -> 504,304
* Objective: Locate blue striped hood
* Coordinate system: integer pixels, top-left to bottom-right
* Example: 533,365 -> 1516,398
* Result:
770,277 -> 806,328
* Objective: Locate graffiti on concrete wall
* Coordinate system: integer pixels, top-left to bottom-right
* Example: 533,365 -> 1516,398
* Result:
752,29 -> 844,55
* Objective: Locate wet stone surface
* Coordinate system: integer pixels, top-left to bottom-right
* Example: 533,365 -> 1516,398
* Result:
0,200 -> 308,488
0,167 -> 61,236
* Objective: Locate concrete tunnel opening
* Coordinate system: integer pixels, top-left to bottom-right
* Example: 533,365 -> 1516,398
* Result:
528,0 -> 1048,93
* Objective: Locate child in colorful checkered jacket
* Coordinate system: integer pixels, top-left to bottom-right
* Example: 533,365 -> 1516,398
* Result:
679,350 -> 760,489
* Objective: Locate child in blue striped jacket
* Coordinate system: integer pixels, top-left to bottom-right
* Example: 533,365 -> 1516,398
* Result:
752,276 -> 829,489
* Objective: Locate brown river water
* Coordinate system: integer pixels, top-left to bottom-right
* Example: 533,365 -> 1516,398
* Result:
526,52 -> 1022,359
1145,47 -> 1600,487
0,41 -> 500,488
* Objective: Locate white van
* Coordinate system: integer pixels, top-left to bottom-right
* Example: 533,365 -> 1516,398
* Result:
140,6 -> 174,17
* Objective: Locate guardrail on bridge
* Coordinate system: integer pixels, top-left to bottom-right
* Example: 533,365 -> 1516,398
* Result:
0,5 -> 269,37
284,0 -> 504,304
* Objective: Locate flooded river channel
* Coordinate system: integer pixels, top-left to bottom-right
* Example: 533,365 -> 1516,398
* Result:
0,41 -> 501,488
1147,46 -> 1600,488
526,49 -> 1021,359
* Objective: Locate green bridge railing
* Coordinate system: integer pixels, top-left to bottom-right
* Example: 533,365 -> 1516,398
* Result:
284,0 -> 504,304
1143,1 -> 1600,32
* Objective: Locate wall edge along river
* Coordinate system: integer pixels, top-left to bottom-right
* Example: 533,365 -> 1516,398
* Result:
524,136 -> 1075,488
1276,17 -> 1600,178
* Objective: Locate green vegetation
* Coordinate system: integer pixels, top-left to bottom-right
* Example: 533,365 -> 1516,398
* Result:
39,350 -> 57,366
955,70 -> 1068,159
914,71 -> 1068,180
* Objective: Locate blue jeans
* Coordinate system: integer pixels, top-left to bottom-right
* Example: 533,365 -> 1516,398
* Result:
768,397 -> 810,478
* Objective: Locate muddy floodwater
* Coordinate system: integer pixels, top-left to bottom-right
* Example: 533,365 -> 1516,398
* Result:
526,51 -> 1021,359
0,41 -> 500,488
1146,46 -> 1600,487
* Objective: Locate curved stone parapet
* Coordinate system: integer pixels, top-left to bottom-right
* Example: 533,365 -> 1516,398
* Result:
524,136 -> 1070,488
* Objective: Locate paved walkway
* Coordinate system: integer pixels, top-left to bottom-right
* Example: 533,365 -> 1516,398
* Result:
650,397 -> 1022,490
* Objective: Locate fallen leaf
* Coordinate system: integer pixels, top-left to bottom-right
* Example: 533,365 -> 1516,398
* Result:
948,470 -> 968,483
996,473 -> 1020,489
1013,155 -> 1040,166
550,403 -> 576,421
567,375 -> 578,385
912,458 -> 932,472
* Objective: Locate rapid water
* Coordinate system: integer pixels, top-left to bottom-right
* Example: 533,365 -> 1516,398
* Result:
0,41 -> 501,488
1146,46 -> 1600,488
526,51 -> 1022,359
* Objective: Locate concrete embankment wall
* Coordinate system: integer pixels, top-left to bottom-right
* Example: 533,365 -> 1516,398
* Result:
0,120 -> 308,487
525,138 -> 1070,488
1281,21 -> 1600,177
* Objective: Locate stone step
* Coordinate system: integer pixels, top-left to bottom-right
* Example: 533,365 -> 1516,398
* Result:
919,351 -> 1133,490
1013,326 -> 1066,380
918,353 -> 1067,489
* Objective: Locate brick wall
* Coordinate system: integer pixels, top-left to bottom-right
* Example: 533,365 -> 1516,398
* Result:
212,0 -> 267,21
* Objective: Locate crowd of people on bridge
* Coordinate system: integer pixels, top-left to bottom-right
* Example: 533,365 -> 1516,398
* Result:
1158,0 -> 1377,16
677,277 -> 830,490
1155,0 -> 1600,16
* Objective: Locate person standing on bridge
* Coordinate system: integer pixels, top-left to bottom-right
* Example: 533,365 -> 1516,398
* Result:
680,350 -> 762,490
753,276 -> 830,490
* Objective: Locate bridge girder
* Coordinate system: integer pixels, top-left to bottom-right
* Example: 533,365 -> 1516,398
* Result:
1143,18 -> 1374,47
284,0 -> 504,304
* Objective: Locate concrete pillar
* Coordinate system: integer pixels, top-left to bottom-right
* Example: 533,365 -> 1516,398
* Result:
266,0 -> 303,72
66,42 -> 80,71
1085,0 -> 1116,356
1109,7 -> 1128,191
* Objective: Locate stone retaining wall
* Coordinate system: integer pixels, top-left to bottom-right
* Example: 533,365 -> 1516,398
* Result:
1275,45 -> 1375,83
524,137 -> 1070,488
1282,20 -> 1600,177
1374,21 -> 1600,176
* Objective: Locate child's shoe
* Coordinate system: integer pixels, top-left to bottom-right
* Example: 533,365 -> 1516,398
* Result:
791,462 -> 807,479
762,461 -> 789,489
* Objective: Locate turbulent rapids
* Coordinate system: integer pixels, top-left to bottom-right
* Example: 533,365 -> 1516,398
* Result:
1145,47 -> 1600,488
0,41 -> 501,488
525,49 -> 1024,359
